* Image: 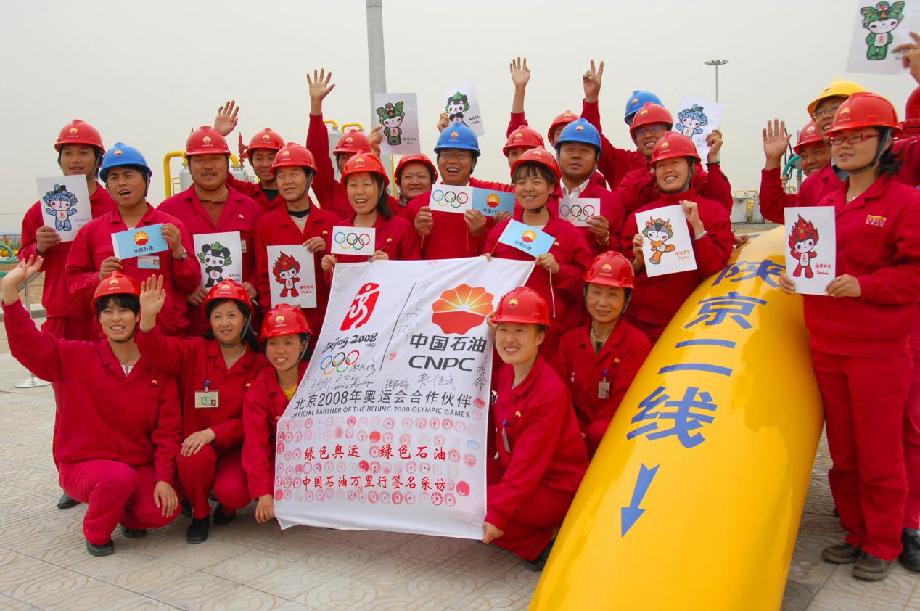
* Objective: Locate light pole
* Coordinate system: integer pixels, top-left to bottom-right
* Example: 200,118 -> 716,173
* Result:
704,59 -> 728,102
366,0 -> 387,116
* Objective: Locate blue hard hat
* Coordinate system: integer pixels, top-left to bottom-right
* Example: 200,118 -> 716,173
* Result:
100,142 -> 152,181
624,90 -> 662,123
434,124 -> 480,156
554,118 -> 601,155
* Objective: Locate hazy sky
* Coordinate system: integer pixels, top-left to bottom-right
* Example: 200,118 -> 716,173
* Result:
1,0 -> 916,230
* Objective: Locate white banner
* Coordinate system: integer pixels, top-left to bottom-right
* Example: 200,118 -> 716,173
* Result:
275,257 -> 534,539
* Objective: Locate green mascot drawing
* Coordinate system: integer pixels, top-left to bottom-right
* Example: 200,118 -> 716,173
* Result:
861,1 -> 905,61
376,102 -> 406,146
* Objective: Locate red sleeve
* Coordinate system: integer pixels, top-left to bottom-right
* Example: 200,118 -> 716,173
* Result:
2,301 -> 64,383
550,333 -> 574,382
254,222 -> 271,310
611,171 -> 653,215
65,222 -> 102,299
19,204 -> 41,261
399,221 -> 421,261
170,219 -> 201,293
135,327 -> 196,377
758,168 -> 796,224
858,198 -> 920,304
226,174 -> 258,198
597,193 -> 626,254
698,163 -> 734,212
507,112 -> 527,137
486,392 -> 570,529
152,377 -> 182,483
694,204 -> 733,276
210,415 -> 244,449
242,379 -> 275,498
894,136 -> 920,186
582,99 -> 619,188
469,177 -> 514,193
619,213 -> 639,257
554,230 -> 594,295
482,222 -> 503,255
609,330 -> 651,408
306,113 -> 335,208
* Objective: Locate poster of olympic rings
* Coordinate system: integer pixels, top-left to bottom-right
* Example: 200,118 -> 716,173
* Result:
331,226 -> 377,256
558,197 -> 600,227
428,185 -> 473,213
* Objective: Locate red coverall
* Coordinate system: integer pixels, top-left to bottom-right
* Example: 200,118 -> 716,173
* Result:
4,301 -> 181,545
801,176 -> 920,560
613,162 -> 734,215
620,190 -> 733,342
254,202 -> 338,337
137,329 -> 270,519
559,179 -> 626,255
580,100 -> 650,190
487,358 -> 588,560
226,174 -> 281,215
242,363 -> 308,499
158,186 -> 260,335
331,214 -> 421,264
553,320 -> 651,455
65,207 -> 200,336
19,183 -> 115,340
483,215 -> 594,355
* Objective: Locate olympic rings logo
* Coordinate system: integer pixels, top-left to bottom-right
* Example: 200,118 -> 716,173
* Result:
333,231 -> 372,250
559,203 -> 596,222
320,350 -> 360,375
431,189 -> 470,209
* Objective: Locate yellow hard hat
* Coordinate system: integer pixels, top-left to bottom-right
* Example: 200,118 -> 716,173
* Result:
807,80 -> 865,116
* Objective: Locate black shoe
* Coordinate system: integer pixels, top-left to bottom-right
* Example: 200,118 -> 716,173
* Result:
211,505 -> 236,526
186,517 -> 210,544
853,551 -> 893,581
180,499 -> 192,519
85,539 -> 114,557
57,493 -> 79,510
120,526 -> 148,539
900,529 -> 920,573
821,542 -> 861,564
525,538 -> 556,572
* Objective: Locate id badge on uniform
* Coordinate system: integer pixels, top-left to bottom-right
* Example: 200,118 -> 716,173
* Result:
194,390 -> 219,409
137,255 -> 161,270
598,380 -> 610,400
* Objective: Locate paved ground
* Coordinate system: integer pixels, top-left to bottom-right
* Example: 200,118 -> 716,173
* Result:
1,324 -> 919,608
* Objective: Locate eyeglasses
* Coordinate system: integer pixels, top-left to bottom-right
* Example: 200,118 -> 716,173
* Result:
814,103 -> 843,119
635,125 -> 668,138
828,132 -> 879,145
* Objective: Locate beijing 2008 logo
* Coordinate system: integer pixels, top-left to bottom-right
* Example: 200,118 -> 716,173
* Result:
340,282 -> 380,331
320,350 -> 360,375
431,189 -> 470,209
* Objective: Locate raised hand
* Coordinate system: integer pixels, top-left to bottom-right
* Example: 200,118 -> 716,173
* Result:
214,100 -> 239,137
139,275 -> 167,318
583,59 -> 605,103
762,119 -> 790,169
308,68 -> 335,115
510,57 -> 530,89
895,32 -> 920,83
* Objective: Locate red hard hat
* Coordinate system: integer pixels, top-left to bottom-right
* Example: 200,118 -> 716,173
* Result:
247,128 -> 285,154
630,103 -> 674,137
510,147 -> 562,181
492,287 -> 552,327
547,111 -> 579,144
793,121 -> 825,154
271,143 -> 317,174
55,119 -> 104,153
204,279 -> 252,311
333,130 -> 372,155
650,131 -> 700,166
905,87 -> 920,135
503,126 -> 545,156
395,154 -> 438,183
261,304 -> 311,339
341,153 -> 389,187
584,251 -> 634,289
826,92 -> 901,137
186,126 -> 231,157
93,271 -> 140,304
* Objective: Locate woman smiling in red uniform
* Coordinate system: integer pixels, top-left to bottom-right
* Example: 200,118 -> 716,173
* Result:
138,277 -> 269,544
243,305 -> 312,524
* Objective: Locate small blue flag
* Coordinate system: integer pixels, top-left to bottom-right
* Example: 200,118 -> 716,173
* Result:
497,220 -> 555,257
111,224 -> 169,259
472,188 -> 515,217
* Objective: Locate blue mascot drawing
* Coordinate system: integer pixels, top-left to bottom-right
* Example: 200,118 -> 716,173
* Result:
675,104 -> 709,138
42,184 -> 80,232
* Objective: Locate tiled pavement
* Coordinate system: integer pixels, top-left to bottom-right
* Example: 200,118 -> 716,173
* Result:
1,348 -> 919,610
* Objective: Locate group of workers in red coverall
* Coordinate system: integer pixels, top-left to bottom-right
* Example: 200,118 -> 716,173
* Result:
10,35 -> 920,580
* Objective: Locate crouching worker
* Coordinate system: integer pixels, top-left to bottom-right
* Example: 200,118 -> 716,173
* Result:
554,251 -> 651,456
138,277 -> 269,543
484,287 -> 589,570
3,260 -> 180,556
243,305 -> 311,524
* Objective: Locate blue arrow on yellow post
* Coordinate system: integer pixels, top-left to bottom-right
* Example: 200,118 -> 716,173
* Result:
621,463 -> 660,536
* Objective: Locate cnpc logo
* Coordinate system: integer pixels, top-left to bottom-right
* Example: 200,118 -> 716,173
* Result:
320,350 -> 360,375
431,189 -> 470,208
333,230 -> 373,250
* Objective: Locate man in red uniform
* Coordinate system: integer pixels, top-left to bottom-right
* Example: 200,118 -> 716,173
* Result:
158,126 -> 260,336
759,120 -> 832,222
4,262 -> 181,556
485,287 -> 588,570
254,143 -> 338,339
20,119 -> 116,510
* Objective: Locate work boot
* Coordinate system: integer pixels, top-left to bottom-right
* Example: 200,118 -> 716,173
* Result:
900,529 -> 920,573
211,505 -> 236,526
57,493 -> 79,510
853,551 -> 893,581
821,542 -> 861,564
186,516 -> 210,544
525,538 -> 556,572
85,539 -> 114,557
120,526 -> 148,539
